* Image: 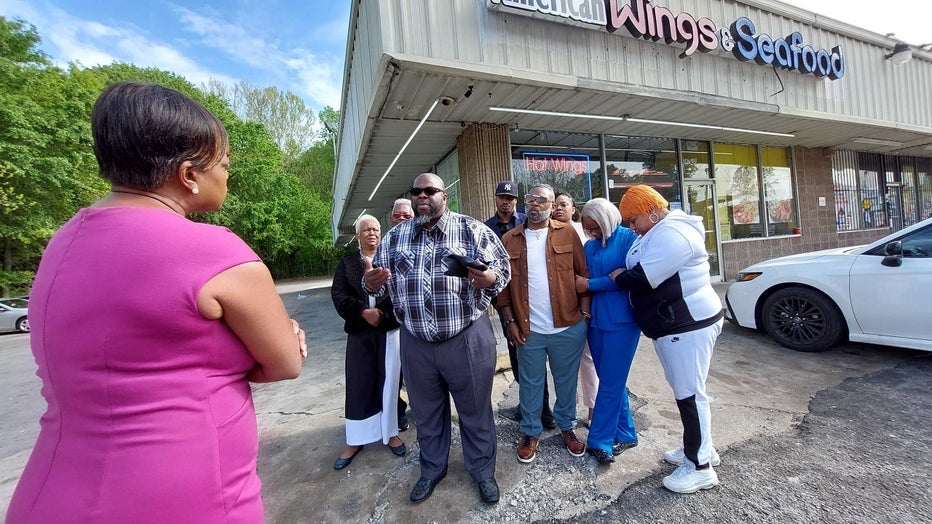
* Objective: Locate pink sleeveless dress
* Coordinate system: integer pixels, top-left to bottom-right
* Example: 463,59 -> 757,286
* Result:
7,207 -> 264,523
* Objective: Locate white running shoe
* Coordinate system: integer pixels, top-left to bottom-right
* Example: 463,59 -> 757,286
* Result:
663,446 -> 721,467
662,459 -> 719,494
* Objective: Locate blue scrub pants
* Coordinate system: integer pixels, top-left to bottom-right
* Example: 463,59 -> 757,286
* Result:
586,324 -> 641,453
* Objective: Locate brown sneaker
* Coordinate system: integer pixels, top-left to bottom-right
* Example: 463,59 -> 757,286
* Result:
517,435 -> 539,463
561,429 -> 586,457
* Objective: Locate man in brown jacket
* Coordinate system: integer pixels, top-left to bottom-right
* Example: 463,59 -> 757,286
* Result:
497,183 -> 592,464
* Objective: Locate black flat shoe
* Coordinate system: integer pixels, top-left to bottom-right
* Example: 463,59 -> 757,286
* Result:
588,446 -> 615,464
477,478 -> 500,504
398,416 -> 410,432
612,440 -> 639,456
333,445 -> 364,470
410,474 -> 445,503
389,440 -> 407,457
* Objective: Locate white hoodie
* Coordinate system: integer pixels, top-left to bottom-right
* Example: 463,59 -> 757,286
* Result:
616,210 -> 722,339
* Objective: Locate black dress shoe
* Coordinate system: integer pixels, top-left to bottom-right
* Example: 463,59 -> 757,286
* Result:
612,439 -> 639,456
398,415 -> 410,432
500,407 -> 522,422
410,474 -> 445,503
333,445 -> 364,470
541,414 -> 557,430
477,478 -> 500,504
389,440 -> 407,457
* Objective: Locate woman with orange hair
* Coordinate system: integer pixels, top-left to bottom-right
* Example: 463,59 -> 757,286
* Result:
607,185 -> 723,494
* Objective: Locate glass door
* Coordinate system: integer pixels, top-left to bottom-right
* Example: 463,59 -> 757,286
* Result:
684,181 -> 721,279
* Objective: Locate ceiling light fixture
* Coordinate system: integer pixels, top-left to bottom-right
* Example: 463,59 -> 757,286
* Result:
884,43 -> 913,65
488,107 -> 795,138
851,137 -> 904,147
368,98 -> 440,201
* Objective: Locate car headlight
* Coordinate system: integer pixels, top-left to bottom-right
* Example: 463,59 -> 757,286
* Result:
736,271 -> 762,282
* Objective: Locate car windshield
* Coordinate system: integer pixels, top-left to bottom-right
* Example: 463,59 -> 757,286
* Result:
0,298 -> 28,309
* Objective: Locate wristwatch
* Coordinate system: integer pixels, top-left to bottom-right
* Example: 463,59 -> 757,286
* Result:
581,311 -> 592,320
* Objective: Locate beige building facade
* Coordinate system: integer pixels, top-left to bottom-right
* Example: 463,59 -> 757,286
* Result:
332,0 -> 932,280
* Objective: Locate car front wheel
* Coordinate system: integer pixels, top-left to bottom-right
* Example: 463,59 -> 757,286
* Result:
16,317 -> 29,333
760,287 -> 845,352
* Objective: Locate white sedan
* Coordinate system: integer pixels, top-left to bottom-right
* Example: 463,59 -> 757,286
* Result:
0,297 -> 29,333
724,216 -> 932,352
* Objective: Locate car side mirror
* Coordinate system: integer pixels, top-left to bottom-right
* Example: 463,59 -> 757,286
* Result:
881,240 -> 902,267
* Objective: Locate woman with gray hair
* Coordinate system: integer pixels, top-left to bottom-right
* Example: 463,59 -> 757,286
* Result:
574,198 -> 641,464
330,214 -> 407,470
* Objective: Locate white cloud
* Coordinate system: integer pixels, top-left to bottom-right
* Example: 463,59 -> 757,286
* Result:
782,0 -> 931,45
173,5 -> 344,109
284,55 -> 343,109
1,0 -> 236,87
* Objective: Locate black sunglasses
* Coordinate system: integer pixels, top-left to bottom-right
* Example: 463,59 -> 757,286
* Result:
410,187 -> 444,197
524,194 -> 552,204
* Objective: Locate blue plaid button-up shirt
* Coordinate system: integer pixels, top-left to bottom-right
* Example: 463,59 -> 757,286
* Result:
370,210 -> 510,342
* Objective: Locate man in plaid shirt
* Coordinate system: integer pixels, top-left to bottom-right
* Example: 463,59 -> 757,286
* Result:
364,173 -> 510,506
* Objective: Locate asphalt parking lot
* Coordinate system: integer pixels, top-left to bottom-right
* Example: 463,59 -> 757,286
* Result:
1,281 -> 929,523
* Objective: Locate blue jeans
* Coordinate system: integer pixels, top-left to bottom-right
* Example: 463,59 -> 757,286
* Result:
517,320 -> 587,437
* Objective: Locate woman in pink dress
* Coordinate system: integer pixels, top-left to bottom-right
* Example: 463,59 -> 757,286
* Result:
6,82 -> 306,523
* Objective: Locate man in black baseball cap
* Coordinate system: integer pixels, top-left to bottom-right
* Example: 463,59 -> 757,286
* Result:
484,181 -> 525,239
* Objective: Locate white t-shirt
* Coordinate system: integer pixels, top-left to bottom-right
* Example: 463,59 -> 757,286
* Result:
526,227 -> 567,335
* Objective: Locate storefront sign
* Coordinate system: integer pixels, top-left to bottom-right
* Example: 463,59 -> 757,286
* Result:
487,0 -> 846,80
523,152 -> 590,174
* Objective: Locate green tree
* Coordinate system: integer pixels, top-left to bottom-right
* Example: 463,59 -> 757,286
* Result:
1,17 -> 341,291
318,105 -> 339,143
207,80 -> 317,166
0,17 -> 104,295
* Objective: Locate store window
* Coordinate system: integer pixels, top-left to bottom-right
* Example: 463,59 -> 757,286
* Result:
833,151 -> 888,231
604,136 -> 679,206
832,150 -> 859,231
436,150 -> 460,212
918,157 -> 932,221
760,146 -> 798,236
833,152 -> 932,232
682,140 -> 712,179
858,153 -> 886,229
714,143 -> 761,240
899,158 -> 919,227
510,130 -> 600,205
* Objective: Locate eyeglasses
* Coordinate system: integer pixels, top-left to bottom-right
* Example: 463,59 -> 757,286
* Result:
391,212 -> 413,219
524,194 -> 552,204
410,187 -> 444,197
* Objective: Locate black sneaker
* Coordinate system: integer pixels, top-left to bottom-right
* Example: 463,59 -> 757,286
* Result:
612,440 -> 639,456
588,447 -> 615,464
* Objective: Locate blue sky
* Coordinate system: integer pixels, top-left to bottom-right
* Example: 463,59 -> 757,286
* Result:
0,0 -> 350,113
1,0 -> 928,117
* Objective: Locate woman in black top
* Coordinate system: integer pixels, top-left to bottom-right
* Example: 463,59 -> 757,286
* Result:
330,214 -> 407,469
